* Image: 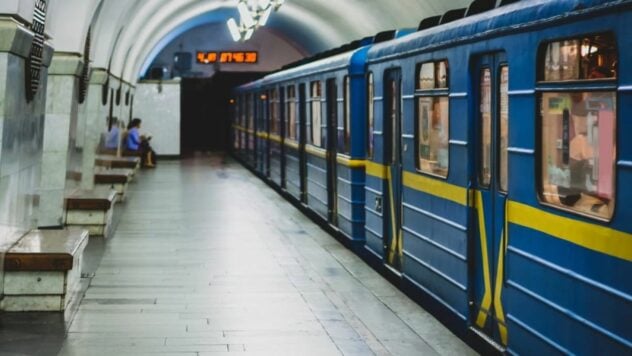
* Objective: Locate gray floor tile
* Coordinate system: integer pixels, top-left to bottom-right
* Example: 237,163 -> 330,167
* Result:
55,154 -> 475,356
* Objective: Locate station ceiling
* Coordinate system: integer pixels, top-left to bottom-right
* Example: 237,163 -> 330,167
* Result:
44,0 -> 471,83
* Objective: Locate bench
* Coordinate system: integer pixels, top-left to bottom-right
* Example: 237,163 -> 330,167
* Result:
95,154 -> 141,171
65,188 -> 118,237
94,168 -> 134,201
97,147 -> 142,158
1,228 -> 88,311
95,155 -> 140,182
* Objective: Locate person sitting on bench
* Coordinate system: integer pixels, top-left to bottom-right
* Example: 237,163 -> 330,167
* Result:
126,118 -> 156,168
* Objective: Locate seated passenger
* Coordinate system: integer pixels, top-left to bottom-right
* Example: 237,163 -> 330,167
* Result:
104,117 -> 120,150
126,118 -> 156,168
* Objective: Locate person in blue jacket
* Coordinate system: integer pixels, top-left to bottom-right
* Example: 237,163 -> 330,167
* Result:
126,118 -> 156,167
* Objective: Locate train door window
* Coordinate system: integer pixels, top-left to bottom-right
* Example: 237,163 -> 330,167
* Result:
247,94 -> 254,130
480,68 -> 492,186
269,89 -> 277,135
367,72 -> 374,159
538,33 -> 617,220
310,81 -> 322,147
415,60 -> 449,178
342,76 -> 351,154
499,66 -> 509,191
286,85 -> 297,141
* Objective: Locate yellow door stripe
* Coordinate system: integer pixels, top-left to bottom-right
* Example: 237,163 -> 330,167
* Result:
508,201 -> 632,262
493,226 -> 508,345
475,191 -> 493,328
386,168 -> 399,265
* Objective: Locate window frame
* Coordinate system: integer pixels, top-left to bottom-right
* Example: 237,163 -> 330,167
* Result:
414,59 -> 451,179
535,33 -> 618,222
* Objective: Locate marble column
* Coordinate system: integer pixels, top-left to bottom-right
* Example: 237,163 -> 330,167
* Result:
0,16 -> 52,296
79,68 -> 108,189
37,53 -> 83,228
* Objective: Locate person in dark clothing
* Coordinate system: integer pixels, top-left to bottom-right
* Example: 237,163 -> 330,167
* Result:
126,118 -> 156,168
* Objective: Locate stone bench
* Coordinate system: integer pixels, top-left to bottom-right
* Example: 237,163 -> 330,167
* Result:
1,228 -> 88,312
98,148 -> 143,158
94,168 -> 134,201
95,154 -> 141,171
65,188 -> 118,237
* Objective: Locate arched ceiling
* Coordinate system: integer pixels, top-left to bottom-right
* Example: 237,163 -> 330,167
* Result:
43,0 -> 471,84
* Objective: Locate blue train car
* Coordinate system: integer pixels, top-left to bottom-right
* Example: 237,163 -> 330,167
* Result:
248,46 -> 372,243
232,0 -> 631,352
366,0 -> 631,353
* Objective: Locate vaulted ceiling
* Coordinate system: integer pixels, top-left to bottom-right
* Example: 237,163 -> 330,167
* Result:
40,0 -> 471,83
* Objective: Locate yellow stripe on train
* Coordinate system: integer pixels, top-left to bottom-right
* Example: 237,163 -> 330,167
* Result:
508,201 -> 632,262
365,161 -> 632,262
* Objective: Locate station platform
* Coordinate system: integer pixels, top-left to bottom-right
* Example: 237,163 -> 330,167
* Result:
3,154 -> 475,356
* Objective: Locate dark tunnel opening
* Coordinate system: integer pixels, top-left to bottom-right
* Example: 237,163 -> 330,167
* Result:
180,71 -> 266,154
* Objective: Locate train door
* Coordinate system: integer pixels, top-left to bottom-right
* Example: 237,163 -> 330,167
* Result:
326,78 -> 338,225
470,53 -> 509,346
384,69 -> 403,272
299,83 -> 308,203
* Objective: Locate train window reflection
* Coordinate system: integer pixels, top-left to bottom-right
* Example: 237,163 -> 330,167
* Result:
542,33 -> 617,81
342,76 -> 351,154
540,92 -> 616,220
499,66 -> 509,192
417,97 -> 449,177
286,86 -> 297,141
310,81 -> 322,147
269,89 -> 280,136
416,60 -> 450,178
480,68 -> 492,187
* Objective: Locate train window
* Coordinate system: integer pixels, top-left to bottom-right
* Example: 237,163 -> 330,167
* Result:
480,68 -> 492,186
286,86 -> 297,141
538,33 -> 617,220
539,92 -> 616,220
416,60 -> 449,178
419,63 -> 435,89
342,76 -> 351,154
367,73 -> 374,159
417,60 -> 449,89
310,81 -> 322,147
269,89 -> 281,135
541,33 -> 617,81
247,94 -> 254,130
499,66 -> 509,192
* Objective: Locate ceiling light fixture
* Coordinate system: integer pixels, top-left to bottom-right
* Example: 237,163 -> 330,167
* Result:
226,0 -> 285,42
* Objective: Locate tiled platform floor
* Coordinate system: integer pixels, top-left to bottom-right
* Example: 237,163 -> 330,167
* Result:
59,154 -> 476,356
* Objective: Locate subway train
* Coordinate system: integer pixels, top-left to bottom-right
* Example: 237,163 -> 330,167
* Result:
231,0 -> 632,354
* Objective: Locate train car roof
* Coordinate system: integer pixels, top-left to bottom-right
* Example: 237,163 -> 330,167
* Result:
234,27 -> 418,93
367,0 -> 627,63
234,47 -> 366,92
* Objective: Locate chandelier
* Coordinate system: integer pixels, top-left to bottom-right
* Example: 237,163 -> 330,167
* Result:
227,0 -> 285,42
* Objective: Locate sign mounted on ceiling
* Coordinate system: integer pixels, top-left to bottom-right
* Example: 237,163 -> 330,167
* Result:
196,51 -> 258,64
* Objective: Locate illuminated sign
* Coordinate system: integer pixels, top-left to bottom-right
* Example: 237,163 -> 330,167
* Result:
196,51 -> 258,64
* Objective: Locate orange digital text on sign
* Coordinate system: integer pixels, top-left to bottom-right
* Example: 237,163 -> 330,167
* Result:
196,51 -> 258,64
